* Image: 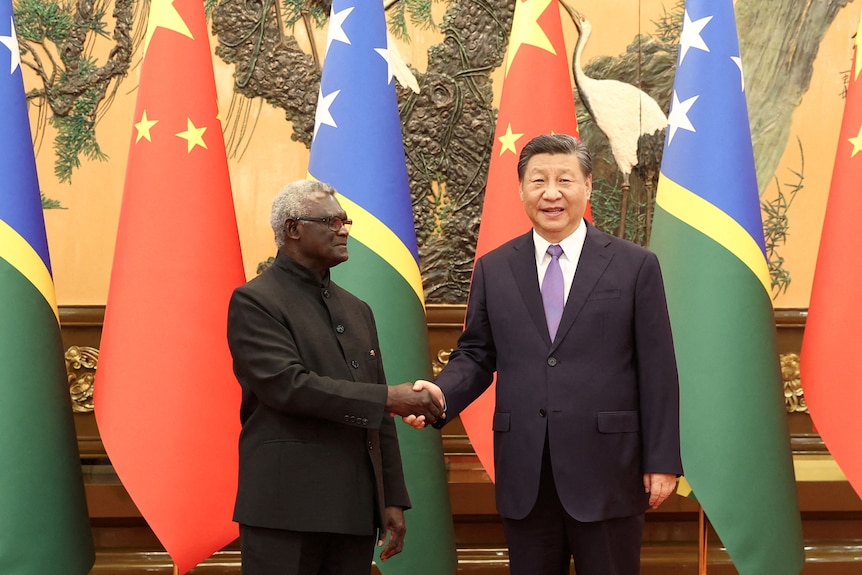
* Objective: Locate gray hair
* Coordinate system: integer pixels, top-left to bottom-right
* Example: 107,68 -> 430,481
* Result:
517,134 -> 592,182
271,180 -> 337,248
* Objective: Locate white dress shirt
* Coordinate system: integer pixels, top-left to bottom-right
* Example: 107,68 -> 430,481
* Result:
533,219 -> 588,303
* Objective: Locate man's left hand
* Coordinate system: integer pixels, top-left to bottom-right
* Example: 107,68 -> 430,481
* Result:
643,473 -> 678,509
378,506 -> 406,561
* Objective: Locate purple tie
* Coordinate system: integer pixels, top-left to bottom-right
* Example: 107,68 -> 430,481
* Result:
542,244 -> 564,340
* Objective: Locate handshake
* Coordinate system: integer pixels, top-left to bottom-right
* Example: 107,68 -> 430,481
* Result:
385,380 -> 445,429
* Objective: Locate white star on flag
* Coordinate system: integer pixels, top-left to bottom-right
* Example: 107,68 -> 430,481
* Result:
666,90 -> 698,145
0,16 -> 20,74
325,6 -> 353,56
314,88 -> 340,138
678,10 -> 712,65
374,38 -> 395,85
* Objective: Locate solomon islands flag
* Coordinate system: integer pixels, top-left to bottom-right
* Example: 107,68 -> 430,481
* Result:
0,4 -> 94,573
649,1 -> 804,573
307,1 -> 457,573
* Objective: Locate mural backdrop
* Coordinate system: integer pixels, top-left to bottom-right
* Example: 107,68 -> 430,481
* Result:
23,0 -> 857,307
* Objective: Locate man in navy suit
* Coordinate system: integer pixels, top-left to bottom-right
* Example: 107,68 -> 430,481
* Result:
414,134 -> 681,574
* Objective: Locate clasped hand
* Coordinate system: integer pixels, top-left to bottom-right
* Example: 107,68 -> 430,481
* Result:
386,379 -> 445,425
399,380 -> 445,429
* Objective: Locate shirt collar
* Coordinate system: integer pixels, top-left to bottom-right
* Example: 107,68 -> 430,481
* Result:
532,219 -> 588,263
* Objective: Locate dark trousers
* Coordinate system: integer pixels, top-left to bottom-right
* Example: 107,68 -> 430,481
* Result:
239,523 -> 375,575
502,442 -> 644,575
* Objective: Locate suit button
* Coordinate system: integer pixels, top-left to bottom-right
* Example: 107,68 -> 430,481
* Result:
539,409 -> 547,417
336,324 -> 345,333
322,289 -> 330,298
351,360 -> 360,368
547,357 -> 557,367
361,418 -> 368,426
349,415 -> 356,423
368,441 -> 373,450
344,415 -> 350,423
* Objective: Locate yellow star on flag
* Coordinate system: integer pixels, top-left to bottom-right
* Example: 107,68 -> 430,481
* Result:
176,118 -> 208,152
505,0 -> 555,76
144,0 -> 194,56
848,123 -> 862,158
134,110 -> 159,143
498,123 -> 524,156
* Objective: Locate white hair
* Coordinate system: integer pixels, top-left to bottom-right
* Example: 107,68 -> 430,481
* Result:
270,180 -> 336,248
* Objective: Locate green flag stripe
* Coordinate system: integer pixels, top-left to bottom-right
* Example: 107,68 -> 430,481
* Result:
651,207 -> 803,574
332,239 -> 457,573
0,259 -> 94,574
656,173 -> 770,295
0,218 -> 58,322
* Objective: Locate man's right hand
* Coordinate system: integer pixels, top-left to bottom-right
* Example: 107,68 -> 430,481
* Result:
385,382 -> 444,423
402,380 -> 446,429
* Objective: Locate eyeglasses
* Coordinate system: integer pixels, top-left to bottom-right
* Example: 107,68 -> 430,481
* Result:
294,215 -> 353,232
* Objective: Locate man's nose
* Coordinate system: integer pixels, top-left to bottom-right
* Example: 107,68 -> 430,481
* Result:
543,185 -> 563,199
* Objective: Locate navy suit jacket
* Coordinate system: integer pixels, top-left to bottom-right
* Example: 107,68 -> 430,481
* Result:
435,224 -> 682,522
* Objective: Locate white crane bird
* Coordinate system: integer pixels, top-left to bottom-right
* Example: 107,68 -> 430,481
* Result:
562,2 -> 667,238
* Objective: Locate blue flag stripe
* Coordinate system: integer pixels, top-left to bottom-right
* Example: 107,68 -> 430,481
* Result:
660,2 -> 765,253
307,3 -> 418,259
0,13 -> 53,273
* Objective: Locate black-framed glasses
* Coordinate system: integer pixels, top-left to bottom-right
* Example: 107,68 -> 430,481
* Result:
294,215 -> 353,232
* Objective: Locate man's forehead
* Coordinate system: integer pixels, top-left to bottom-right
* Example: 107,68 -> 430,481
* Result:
305,191 -> 344,213
527,154 -> 580,170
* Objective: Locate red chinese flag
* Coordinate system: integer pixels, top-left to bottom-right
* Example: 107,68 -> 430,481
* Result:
459,0 -> 583,481
94,0 -> 245,570
801,11 -> 862,499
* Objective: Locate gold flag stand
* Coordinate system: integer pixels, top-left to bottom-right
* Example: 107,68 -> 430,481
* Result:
698,506 -> 709,575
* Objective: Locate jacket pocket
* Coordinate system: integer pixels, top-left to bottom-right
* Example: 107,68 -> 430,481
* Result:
492,411 -> 510,432
597,411 -> 639,433
587,289 -> 621,300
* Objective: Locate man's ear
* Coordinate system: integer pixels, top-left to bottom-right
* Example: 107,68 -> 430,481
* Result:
285,219 -> 301,240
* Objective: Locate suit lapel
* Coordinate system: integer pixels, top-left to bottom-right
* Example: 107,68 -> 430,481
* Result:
552,224 -> 613,350
507,232 -> 553,346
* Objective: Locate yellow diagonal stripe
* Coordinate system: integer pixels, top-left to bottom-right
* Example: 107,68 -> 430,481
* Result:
0,218 -> 59,323
334,193 -> 425,309
655,173 -> 770,296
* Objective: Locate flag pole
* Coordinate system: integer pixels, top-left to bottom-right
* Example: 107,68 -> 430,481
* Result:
172,563 -> 179,575
698,505 -> 708,575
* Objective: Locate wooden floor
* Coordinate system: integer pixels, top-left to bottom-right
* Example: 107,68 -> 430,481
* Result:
88,540 -> 862,574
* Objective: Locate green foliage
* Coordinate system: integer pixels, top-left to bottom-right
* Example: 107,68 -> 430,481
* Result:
15,0 -> 107,43
50,57 -> 109,182
590,175 -> 647,245
280,0 -> 439,41
762,137 -> 804,299
388,0 -> 438,41
204,0 -> 219,21
41,192 -> 65,209
14,0 -> 74,43
281,0 -> 331,28
653,0 -> 685,45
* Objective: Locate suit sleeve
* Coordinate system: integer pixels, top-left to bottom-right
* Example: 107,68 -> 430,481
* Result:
634,252 -> 683,475
227,287 -> 389,429
433,257 -> 497,426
